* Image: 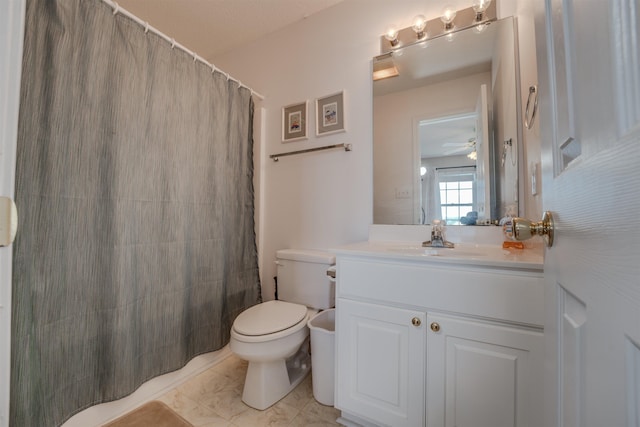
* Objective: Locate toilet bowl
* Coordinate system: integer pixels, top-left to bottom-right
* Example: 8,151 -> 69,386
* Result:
230,300 -> 316,410
229,248 -> 335,410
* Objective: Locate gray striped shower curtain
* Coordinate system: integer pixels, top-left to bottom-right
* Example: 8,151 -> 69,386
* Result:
11,1 -> 261,425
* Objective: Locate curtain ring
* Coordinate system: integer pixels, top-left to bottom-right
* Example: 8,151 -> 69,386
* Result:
144,22 -> 149,33
524,85 -> 538,129
171,39 -> 176,49
112,2 -> 120,15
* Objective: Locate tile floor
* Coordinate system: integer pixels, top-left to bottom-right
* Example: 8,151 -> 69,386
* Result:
156,353 -> 342,427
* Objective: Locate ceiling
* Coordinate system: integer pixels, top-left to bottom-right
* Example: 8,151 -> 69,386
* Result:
117,0 -> 345,61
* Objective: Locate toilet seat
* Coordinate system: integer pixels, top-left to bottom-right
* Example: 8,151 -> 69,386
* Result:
232,300 -> 308,342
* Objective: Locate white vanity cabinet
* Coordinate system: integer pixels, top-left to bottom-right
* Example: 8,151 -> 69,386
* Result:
334,248 -> 544,427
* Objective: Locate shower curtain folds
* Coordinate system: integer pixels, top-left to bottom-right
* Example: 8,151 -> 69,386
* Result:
11,0 -> 261,425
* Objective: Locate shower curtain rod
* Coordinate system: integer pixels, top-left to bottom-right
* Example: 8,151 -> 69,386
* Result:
102,0 -> 265,101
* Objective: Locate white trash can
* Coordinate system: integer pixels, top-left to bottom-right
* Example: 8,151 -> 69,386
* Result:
307,308 -> 335,406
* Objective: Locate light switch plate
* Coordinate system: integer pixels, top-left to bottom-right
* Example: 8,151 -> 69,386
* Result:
0,197 -> 18,246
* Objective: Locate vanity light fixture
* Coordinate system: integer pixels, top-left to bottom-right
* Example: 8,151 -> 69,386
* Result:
377,0 -> 497,55
412,14 -> 427,39
384,25 -> 399,47
472,0 -> 493,21
440,5 -> 457,31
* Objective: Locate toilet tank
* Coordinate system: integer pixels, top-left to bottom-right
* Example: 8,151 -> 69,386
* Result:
276,249 -> 335,309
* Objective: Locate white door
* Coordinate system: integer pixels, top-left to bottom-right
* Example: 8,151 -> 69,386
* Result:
534,1 -> 640,426
475,84 -> 491,220
0,2 -> 26,426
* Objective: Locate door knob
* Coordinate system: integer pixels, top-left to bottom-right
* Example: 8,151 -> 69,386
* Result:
503,211 -> 554,247
430,322 -> 440,332
411,317 -> 422,327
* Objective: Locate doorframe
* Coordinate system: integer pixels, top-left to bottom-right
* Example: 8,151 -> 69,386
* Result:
0,1 -> 26,426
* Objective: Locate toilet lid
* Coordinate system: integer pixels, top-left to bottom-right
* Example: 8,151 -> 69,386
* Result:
233,300 -> 307,336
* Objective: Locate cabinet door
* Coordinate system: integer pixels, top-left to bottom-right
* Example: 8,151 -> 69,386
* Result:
336,298 -> 426,427
426,314 -> 543,427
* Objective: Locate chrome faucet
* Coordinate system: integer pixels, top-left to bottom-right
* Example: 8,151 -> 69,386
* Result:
422,220 -> 455,248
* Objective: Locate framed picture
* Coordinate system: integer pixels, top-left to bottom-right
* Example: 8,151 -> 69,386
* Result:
282,101 -> 308,142
316,91 -> 345,136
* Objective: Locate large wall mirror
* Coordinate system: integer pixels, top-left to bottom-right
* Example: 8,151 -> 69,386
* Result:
373,16 -> 520,225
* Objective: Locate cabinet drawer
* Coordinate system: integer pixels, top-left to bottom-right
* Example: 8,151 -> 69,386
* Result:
337,257 -> 544,327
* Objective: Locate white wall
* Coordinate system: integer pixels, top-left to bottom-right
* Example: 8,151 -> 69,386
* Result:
214,0 -> 439,300
213,0 -> 540,301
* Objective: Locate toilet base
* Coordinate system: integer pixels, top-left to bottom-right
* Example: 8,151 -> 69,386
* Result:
241,347 -> 311,410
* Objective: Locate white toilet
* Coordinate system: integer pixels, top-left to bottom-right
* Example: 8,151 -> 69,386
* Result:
229,249 -> 335,410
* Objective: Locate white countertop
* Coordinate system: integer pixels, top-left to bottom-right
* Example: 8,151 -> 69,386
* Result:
332,240 -> 544,271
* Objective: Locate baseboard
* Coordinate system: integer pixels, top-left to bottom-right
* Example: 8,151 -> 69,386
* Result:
336,411 -> 383,427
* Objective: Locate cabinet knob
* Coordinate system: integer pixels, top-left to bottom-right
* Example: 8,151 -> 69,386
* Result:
411,317 -> 422,327
430,322 -> 441,332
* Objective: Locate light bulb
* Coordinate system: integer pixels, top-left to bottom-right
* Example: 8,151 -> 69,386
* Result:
440,5 -> 456,30
420,166 -> 427,176
472,0 -> 492,20
384,25 -> 399,47
412,14 -> 427,39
